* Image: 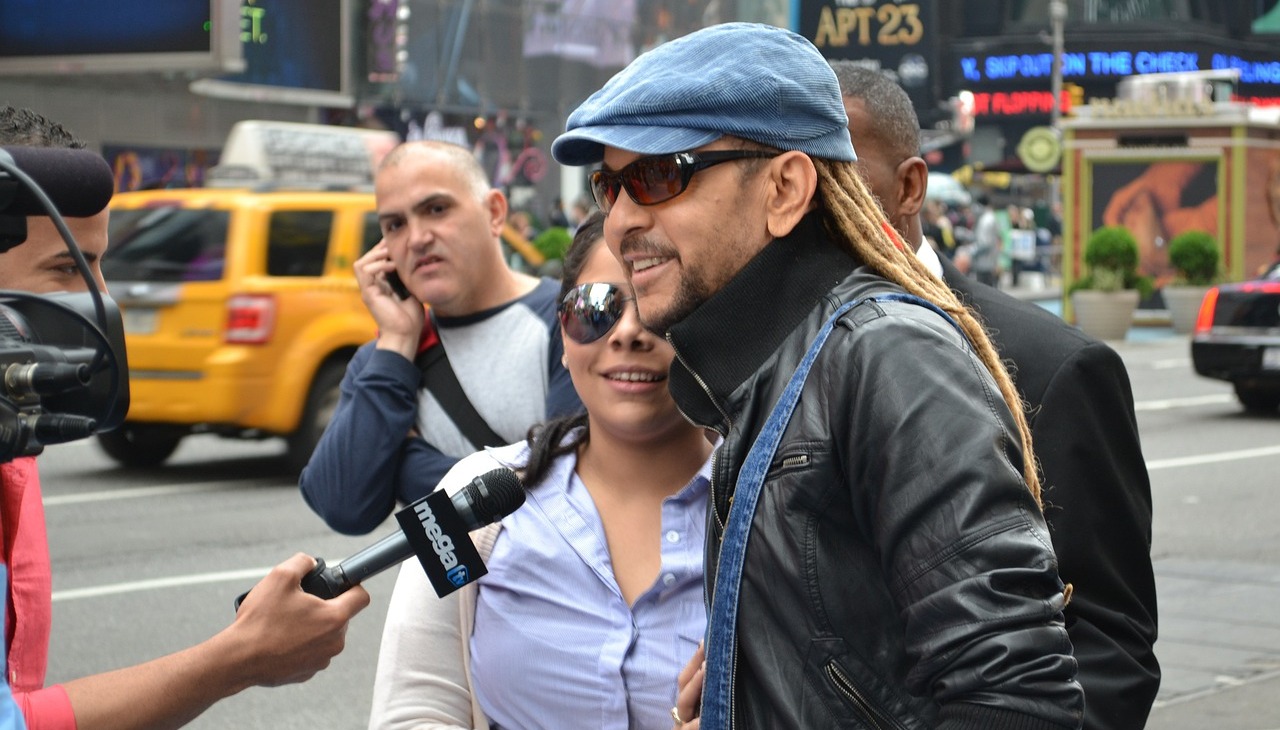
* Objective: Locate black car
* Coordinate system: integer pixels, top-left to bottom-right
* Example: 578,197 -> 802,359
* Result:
1191,261 -> 1280,413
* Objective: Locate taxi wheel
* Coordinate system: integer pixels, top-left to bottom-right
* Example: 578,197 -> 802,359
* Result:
97,423 -> 184,467
286,361 -> 346,474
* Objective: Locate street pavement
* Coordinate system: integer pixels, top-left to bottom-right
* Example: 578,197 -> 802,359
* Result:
1014,280 -> 1280,729
1149,560 -> 1280,729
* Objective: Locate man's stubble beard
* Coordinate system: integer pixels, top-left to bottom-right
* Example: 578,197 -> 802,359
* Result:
636,266 -> 713,338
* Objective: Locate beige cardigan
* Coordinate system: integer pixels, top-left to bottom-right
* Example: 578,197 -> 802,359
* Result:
368,450 -> 509,730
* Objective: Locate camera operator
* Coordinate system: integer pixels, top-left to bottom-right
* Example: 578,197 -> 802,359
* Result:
0,106 -> 370,730
0,109 -> 107,295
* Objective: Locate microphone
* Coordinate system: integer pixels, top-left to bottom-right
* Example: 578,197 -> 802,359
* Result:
234,468 -> 526,610
0,146 -> 116,217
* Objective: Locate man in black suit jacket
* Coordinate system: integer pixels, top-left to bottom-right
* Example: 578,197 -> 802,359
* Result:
832,63 -> 1160,729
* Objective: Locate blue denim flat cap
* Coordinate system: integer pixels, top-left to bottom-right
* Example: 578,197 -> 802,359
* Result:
552,22 -> 856,166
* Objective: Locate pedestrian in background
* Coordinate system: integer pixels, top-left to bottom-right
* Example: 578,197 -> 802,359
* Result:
972,193 -> 1004,287
300,141 -> 581,535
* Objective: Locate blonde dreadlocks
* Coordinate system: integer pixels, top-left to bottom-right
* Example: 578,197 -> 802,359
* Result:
813,158 -> 1042,505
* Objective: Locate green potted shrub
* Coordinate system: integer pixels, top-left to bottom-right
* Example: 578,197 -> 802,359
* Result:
531,226 -> 572,277
1164,229 -> 1220,334
532,226 -> 572,261
1069,225 -> 1153,340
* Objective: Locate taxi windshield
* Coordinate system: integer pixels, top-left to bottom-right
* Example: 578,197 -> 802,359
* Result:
103,206 -> 230,282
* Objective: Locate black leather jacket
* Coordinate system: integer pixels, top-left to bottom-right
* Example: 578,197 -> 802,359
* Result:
669,216 -> 1084,729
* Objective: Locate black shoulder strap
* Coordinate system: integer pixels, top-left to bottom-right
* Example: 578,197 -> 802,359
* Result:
414,339 -> 506,450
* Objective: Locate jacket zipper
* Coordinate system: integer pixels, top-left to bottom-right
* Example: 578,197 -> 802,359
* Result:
668,333 -> 733,532
667,332 -> 732,425
729,637 -> 739,730
825,661 -> 908,730
710,448 -> 730,533
779,453 -> 809,469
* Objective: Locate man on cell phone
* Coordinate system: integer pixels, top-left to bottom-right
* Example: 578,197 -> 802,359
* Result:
300,141 -> 581,535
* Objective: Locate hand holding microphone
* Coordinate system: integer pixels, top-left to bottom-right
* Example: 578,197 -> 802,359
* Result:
235,468 -> 526,610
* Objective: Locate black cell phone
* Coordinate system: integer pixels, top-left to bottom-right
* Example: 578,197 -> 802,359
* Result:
385,270 -> 412,300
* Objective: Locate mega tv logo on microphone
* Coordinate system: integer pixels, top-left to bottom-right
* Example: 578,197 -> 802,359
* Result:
397,489 -> 487,596
411,500 -> 471,587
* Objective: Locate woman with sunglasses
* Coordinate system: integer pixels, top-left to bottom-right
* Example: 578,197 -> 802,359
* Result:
368,211 -> 714,730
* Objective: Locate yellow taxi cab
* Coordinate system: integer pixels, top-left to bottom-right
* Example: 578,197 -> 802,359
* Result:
96,120 -> 551,471
100,186 -> 382,470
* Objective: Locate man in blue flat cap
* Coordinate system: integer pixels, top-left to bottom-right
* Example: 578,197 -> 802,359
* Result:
553,22 -> 1084,730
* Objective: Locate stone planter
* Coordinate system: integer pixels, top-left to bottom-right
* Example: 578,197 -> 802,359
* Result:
1071,289 -> 1139,341
1162,285 -> 1212,334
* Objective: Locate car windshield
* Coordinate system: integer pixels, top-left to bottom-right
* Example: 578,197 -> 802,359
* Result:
103,206 -> 231,282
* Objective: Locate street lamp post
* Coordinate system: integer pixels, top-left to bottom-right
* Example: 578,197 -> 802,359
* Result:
1048,0 -> 1068,280
1050,0 -> 1067,129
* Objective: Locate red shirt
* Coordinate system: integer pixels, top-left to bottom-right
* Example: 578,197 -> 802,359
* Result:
1,457 -> 75,729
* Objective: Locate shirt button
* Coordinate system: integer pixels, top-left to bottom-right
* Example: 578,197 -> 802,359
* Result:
663,573 -> 677,586
666,530 -> 680,543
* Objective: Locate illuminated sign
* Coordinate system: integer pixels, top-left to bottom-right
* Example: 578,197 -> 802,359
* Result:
1212,54 -> 1280,85
800,0 -> 941,123
960,48 -> 1280,86
970,90 -> 1075,117
810,1 -> 925,48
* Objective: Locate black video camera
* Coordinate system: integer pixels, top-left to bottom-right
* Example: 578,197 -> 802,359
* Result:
1,292 -> 129,461
1,147 -> 129,462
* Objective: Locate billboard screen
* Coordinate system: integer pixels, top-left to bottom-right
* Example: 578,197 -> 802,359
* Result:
190,0 -> 352,107
798,0 -> 942,125
0,0 -> 242,75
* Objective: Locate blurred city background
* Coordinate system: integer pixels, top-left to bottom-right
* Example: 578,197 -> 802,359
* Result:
7,3 -> 1280,727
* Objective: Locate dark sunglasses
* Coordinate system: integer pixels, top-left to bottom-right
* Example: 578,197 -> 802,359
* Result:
589,150 -> 780,214
558,283 -> 635,344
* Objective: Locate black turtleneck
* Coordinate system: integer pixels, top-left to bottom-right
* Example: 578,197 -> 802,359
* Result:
665,212 -> 859,431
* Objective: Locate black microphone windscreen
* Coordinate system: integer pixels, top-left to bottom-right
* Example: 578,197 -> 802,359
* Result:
468,468 -> 527,526
0,146 -> 115,218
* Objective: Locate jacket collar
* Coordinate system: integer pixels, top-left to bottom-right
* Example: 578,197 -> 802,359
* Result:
666,212 -> 858,430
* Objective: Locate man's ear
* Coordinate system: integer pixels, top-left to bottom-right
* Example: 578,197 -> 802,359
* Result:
765,151 -> 818,239
486,189 -> 509,237
896,156 -> 928,219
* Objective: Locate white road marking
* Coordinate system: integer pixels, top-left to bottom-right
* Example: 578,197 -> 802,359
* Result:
52,567 -> 271,602
1134,393 -> 1234,411
43,480 -> 282,506
45,480 -> 306,603
1147,445 -> 1280,471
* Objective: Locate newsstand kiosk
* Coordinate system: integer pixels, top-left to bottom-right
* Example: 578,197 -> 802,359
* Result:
1060,71 -> 1280,321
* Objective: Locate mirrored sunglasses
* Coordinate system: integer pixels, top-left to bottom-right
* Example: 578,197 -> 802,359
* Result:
589,150 -> 780,215
558,282 -> 634,344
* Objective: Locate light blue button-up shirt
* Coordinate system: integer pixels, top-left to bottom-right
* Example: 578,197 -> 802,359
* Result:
470,449 -> 710,730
